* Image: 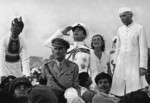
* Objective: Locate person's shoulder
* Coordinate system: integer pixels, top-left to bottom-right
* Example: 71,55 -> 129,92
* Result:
66,59 -> 77,65
43,60 -> 55,66
118,25 -> 125,29
134,23 -> 144,29
65,59 -> 79,69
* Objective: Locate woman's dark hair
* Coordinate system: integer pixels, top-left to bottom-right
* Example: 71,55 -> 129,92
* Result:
91,34 -> 105,51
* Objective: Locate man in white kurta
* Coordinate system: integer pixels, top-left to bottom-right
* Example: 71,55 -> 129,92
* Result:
45,23 -> 95,82
0,17 -> 30,81
110,7 -> 148,96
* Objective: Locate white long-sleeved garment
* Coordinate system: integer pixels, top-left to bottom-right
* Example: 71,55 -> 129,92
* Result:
110,22 -> 148,96
0,35 -> 30,78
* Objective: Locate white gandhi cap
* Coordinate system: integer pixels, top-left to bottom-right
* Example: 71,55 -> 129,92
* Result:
119,7 -> 132,14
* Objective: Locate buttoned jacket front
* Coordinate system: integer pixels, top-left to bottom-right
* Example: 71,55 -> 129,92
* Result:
110,22 -> 148,96
41,59 -> 79,91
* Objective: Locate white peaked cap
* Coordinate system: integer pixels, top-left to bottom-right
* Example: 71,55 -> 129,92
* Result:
72,22 -> 89,40
119,7 -> 132,14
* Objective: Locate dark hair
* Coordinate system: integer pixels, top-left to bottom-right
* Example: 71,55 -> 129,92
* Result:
91,34 -> 105,51
120,90 -> 150,103
0,90 -> 19,103
78,72 -> 90,87
130,91 -> 150,103
95,72 -> 112,85
0,75 -> 16,92
12,17 -> 24,30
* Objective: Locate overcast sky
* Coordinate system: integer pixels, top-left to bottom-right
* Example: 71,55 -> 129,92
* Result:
0,0 -> 150,58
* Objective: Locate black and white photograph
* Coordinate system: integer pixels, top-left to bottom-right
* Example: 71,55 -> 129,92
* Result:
0,0 -> 150,103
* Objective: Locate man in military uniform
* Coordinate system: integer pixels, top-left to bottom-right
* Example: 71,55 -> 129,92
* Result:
45,23 -> 95,88
41,38 -> 79,103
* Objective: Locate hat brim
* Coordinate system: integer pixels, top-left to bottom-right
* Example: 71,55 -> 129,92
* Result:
52,44 -> 66,48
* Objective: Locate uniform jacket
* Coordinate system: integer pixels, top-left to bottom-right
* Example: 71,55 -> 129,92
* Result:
41,59 -> 79,91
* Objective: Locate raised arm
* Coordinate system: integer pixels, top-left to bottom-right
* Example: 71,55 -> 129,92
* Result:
45,26 -> 73,48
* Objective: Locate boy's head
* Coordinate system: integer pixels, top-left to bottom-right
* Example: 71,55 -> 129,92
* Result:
78,72 -> 92,88
95,72 -> 112,94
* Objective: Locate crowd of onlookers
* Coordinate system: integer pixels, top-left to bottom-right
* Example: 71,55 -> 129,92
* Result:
0,71 -> 150,103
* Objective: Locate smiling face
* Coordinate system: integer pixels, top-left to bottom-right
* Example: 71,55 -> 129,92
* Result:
73,27 -> 86,42
97,78 -> 111,94
119,11 -> 133,26
92,35 -> 104,49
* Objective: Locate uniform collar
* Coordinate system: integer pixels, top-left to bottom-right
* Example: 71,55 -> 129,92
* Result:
55,59 -> 65,66
125,21 -> 134,28
73,41 -> 86,48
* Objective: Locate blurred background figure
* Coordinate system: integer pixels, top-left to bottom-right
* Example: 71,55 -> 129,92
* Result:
0,75 -> 16,92
28,85 -> 58,103
120,90 -> 150,103
9,77 -> 32,103
0,90 -> 19,103
110,36 -> 117,75
30,67 -> 41,86
78,72 -> 93,96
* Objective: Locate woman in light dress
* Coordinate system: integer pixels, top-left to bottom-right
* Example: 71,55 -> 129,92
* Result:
90,34 -> 111,90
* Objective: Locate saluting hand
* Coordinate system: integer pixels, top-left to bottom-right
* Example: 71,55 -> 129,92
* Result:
61,26 -> 73,36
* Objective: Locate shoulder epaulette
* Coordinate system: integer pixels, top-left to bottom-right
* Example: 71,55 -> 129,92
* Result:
44,60 -> 53,65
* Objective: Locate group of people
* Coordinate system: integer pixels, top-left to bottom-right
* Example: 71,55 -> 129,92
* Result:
0,7 -> 150,103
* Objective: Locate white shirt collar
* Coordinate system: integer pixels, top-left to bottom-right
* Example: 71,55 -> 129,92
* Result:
73,41 -> 86,48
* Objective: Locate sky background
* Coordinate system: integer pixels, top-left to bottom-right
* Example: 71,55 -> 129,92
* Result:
0,0 -> 150,58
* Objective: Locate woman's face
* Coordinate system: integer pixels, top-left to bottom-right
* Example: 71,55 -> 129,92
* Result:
92,35 -> 103,48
